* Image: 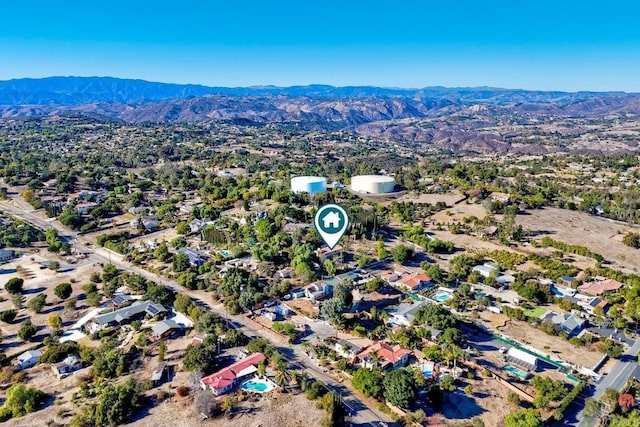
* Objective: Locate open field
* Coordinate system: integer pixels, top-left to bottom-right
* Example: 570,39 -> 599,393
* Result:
0,254 -> 101,358
485,314 -> 604,369
516,207 -> 640,273
126,390 -> 327,427
428,375 -> 515,427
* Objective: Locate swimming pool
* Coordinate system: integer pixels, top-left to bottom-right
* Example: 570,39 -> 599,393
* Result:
504,365 -> 528,380
241,378 -> 276,393
433,292 -> 451,302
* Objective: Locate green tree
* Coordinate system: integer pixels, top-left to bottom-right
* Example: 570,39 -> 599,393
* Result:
18,321 -> 37,341
154,243 -> 171,262
503,409 -> 543,427
4,277 -> 23,294
0,310 -> 17,323
583,398 -> 601,418
321,298 -> 347,326
0,383 -> 46,420
352,368 -> 384,398
176,221 -> 190,235
173,294 -> 194,314
92,378 -> 142,426
158,340 -> 167,361
173,252 -> 191,272
48,314 -> 63,330
54,282 -> 73,300
183,342 -> 218,373
102,263 -> 119,281
391,245 -> 413,264
383,368 -> 418,408
623,232 -> 640,249
27,294 -> 47,313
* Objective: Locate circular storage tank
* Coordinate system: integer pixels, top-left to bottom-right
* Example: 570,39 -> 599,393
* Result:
291,176 -> 327,194
350,175 -> 395,194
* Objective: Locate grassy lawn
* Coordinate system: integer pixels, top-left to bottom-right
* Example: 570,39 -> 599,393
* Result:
524,306 -> 546,318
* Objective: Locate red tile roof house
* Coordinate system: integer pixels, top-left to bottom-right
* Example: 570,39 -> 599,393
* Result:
395,273 -> 433,292
200,352 -> 265,396
357,342 -> 412,370
577,278 -> 624,296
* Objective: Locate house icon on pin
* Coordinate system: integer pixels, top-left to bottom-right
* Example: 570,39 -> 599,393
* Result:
322,211 -> 341,229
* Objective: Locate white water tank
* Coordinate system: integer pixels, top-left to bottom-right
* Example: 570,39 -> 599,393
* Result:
290,176 -> 327,194
350,175 -> 395,194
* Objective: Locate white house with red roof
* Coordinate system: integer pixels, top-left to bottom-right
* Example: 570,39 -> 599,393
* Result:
395,273 -> 433,292
357,342 -> 412,370
200,352 -> 265,396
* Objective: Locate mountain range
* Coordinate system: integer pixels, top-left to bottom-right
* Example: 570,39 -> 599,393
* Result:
1,76 -> 640,153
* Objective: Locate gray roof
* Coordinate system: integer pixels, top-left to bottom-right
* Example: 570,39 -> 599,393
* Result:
18,350 -> 42,362
336,339 -> 363,354
151,319 -> 180,337
393,301 -> 428,324
151,362 -> 167,381
93,301 -> 166,325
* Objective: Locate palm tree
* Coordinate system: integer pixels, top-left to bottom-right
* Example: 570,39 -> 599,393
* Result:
275,369 -> 290,392
257,362 -> 266,378
220,395 -> 234,417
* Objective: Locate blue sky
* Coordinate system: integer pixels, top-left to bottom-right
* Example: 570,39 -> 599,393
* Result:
1,1 -> 639,91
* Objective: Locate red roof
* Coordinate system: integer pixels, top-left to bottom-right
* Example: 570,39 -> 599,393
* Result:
358,342 -> 412,364
396,273 -> 431,289
578,279 -> 623,295
200,353 -> 265,392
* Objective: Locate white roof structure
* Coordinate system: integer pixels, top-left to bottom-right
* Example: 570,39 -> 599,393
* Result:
506,347 -> 538,371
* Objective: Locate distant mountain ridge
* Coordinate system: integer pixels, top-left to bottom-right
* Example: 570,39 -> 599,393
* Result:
3,76 -> 640,155
0,76 -> 635,105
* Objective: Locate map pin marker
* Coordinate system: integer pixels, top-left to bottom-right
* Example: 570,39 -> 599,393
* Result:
314,204 -> 350,250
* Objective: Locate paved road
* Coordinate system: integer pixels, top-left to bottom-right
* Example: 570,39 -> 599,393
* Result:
593,338 -> 640,399
0,197 -> 393,426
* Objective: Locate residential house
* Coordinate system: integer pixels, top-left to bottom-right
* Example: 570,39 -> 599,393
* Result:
559,276 -> 578,288
316,245 -> 343,260
578,278 -> 623,296
190,218 -> 216,233
276,266 -> 294,279
129,215 -> 158,231
200,352 -> 266,396
395,273 -> 433,292
543,312 -> 586,337
357,342 -> 412,370
0,249 -> 15,263
488,192 -> 511,203
112,294 -> 135,307
389,301 -> 429,326
76,202 -> 98,215
305,281 -> 333,301
472,263 -> 500,279
14,350 -> 42,370
177,247 -> 207,267
579,297 -> 609,316
151,319 -> 181,340
380,270 -> 401,283
334,339 -> 363,361
87,301 -> 167,334
51,355 -> 83,378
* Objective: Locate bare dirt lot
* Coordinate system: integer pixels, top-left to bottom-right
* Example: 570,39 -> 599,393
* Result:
516,207 -> 640,273
481,312 -> 604,369
428,375 -> 514,427
126,390 -> 326,427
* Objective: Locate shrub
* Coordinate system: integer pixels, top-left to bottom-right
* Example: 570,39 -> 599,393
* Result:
176,386 -> 189,397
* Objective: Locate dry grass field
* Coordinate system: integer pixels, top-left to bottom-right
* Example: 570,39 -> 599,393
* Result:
515,207 -> 640,273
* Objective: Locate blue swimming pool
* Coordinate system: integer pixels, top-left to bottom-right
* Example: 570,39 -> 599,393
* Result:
433,292 -> 451,302
504,365 -> 528,379
241,378 -> 275,393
